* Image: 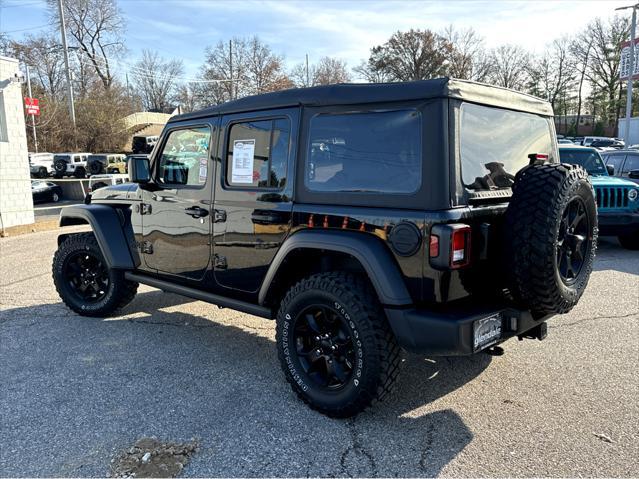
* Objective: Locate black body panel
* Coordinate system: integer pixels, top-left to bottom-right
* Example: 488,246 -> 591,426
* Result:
258,228 -> 413,307
59,204 -> 139,269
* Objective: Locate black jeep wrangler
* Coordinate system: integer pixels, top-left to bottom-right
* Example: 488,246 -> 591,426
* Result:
53,78 -> 598,417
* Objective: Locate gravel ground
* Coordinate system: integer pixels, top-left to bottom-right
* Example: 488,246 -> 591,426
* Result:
1,229 -> 637,477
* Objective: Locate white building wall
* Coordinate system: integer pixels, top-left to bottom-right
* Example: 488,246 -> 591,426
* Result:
0,56 -> 34,230
618,117 -> 639,146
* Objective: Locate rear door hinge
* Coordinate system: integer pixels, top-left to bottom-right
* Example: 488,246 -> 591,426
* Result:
214,254 -> 227,269
140,241 -> 153,254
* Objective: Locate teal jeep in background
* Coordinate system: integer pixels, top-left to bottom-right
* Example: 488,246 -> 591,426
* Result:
559,145 -> 639,250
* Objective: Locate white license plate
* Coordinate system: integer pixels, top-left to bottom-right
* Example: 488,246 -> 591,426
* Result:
473,313 -> 503,351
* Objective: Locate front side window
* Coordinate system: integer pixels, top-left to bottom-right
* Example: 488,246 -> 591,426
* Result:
226,119 -> 290,188
305,110 -> 421,194
460,103 -> 554,191
602,153 -> 625,174
157,126 -> 210,186
622,154 -> 639,174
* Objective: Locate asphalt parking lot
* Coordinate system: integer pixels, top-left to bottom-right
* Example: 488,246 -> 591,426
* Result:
1,229 -> 637,477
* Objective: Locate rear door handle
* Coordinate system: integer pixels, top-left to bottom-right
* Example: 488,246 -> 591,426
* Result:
184,206 -> 209,218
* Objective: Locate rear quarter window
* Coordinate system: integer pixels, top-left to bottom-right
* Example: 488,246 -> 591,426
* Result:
305,110 -> 421,194
460,103 -> 554,191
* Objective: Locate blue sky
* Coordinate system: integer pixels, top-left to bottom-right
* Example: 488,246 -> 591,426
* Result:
1,0 -> 633,81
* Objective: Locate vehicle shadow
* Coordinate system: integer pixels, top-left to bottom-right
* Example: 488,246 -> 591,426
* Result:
1,291 -> 490,477
593,237 -> 639,276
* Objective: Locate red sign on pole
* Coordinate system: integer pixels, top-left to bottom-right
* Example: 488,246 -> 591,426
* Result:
24,97 -> 40,116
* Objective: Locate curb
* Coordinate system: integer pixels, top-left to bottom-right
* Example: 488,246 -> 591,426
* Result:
0,219 -> 60,238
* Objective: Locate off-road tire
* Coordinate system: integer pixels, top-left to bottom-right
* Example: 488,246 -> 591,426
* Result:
38,167 -> 48,178
74,167 -> 86,179
276,272 -> 401,418
54,159 -> 67,177
505,163 -> 597,316
618,233 -> 639,250
53,233 -> 138,317
88,160 -> 104,175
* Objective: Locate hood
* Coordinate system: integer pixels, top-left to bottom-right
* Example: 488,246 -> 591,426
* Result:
590,175 -> 638,188
91,182 -> 137,201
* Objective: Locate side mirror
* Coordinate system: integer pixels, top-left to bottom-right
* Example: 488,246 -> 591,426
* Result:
629,169 -> 639,179
606,164 -> 615,176
129,157 -> 150,183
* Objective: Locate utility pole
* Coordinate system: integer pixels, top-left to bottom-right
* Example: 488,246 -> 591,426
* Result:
617,3 -> 638,144
125,72 -> 131,102
229,39 -> 233,100
305,53 -> 310,87
57,0 -> 76,127
25,65 -> 38,153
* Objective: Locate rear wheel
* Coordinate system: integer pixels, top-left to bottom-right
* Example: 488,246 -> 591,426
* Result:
52,233 -> 138,317
276,272 -> 401,417
38,167 -> 48,178
74,167 -> 86,179
618,233 -> 639,250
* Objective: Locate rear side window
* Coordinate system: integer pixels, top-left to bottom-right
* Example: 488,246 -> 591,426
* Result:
226,119 -> 290,188
305,110 -> 421,194
460,103 -> 554,191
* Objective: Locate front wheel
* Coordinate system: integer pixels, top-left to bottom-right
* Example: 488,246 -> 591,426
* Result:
52,233 -> 138,317
618,233 -> 639,250
276,272 -> 401,418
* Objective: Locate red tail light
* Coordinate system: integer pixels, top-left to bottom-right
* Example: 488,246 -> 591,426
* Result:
450,226 -> 471,268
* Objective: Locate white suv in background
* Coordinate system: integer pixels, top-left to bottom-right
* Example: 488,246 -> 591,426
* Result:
53,152 -> 92,178
28,152 -> 55,178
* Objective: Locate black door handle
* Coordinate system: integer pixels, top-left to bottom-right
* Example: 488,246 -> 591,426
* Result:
185,206 -> 209,218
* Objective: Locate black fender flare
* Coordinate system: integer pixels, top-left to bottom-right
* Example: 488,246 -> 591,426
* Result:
58,204 -> 138,269
258,229 -> 413,307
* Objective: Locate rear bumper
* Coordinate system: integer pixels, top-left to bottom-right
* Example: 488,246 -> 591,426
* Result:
385,304 -> 551,355
598,210 -> 639,236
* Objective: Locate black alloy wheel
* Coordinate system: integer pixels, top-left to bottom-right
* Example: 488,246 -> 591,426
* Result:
556,197 -> 590,284
293,304 -> 356,390
64,251 -> 110,303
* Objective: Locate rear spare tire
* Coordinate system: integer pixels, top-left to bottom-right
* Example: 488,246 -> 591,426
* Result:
88,160 -> 103,175
505,163 -> 597,315
54,159 -> 67,177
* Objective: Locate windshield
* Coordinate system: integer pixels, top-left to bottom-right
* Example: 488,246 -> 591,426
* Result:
558,149 -> 607,176
460,103 -> 554,191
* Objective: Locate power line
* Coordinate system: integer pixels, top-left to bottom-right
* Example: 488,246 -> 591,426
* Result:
3,23 -> 50,34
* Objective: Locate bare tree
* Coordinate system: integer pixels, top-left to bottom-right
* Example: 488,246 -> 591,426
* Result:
353,59 -> 394,83
359,29 -> 453,82
527,38 -> 576,114
6,34 -> 66,97
200,36 -> 290,105
132,50 -> 183,112
291,56 -> 351,87
245,37 -> 292,94
570,32 -> 594,134
442,25 -> 491,81
48,0 -> 125,90
585,16 -> 630,128
487,44 -> 530,90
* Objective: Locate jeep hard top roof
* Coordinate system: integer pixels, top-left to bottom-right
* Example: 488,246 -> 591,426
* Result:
171,77 -> 553,123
